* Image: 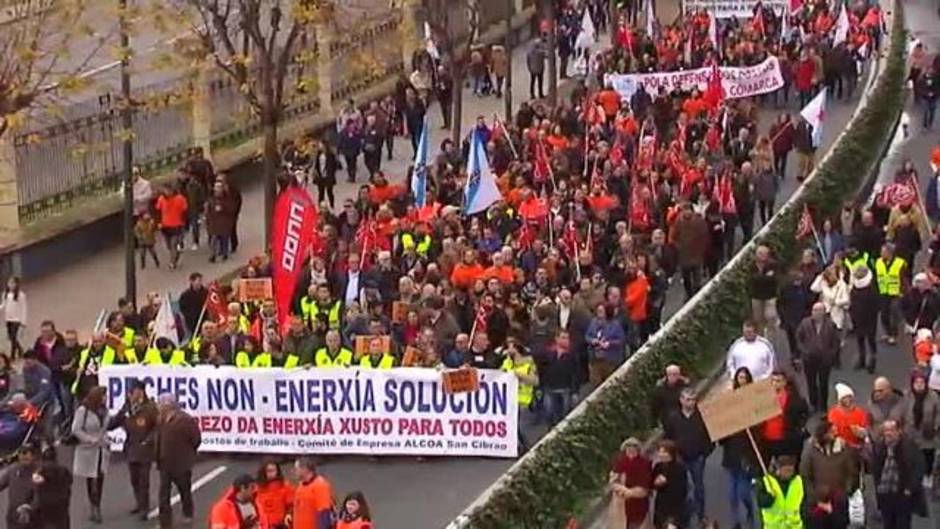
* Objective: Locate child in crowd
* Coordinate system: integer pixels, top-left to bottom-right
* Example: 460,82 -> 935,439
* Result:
134,212 -> 160,269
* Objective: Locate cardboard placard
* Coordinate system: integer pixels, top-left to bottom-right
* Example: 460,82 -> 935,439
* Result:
442,368 -> 481,394
402,346 -> 423,367
238,278 -> 273,302
698,378 -> 782,442
354,335 -> 392,357
391,301 -> 410,324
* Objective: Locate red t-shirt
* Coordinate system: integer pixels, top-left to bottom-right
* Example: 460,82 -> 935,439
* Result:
611,454 -> 652,522
762,390 -> 789,442
827,405 -> 870,448
155,194 -> 188,229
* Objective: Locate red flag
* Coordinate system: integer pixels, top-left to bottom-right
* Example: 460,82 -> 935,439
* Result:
271,186 -> 319,331
518,221 -> 536,250
796,204 -> 814,239
714,173 -> 737,214
473,304 -> 489,334
205,282 -> 229,324
533,141 -> 551,183
562,220 -> 579,260
702,62 -> 725,109
877,182 -> 917,208
751,8 -> 765,35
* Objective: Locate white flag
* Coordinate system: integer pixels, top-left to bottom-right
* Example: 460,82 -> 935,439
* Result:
646,0 -> 656,37
424,21 -> 440,59
800,87 -> 827,148
708,13 -> 718,51
153,294 -> 178,345
576,8 -> 596,48
833,3 -> 849,47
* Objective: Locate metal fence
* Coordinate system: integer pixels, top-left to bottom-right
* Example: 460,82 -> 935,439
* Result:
13,14 -> 404,224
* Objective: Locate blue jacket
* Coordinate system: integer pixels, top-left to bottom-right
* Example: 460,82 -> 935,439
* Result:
926,175 -> 940,221
585,318 -> 626,364
22,361 -> 53,409
819,231 -> 845,263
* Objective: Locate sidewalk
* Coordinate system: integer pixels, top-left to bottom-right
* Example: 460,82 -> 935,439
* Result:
19,35 -> 552,343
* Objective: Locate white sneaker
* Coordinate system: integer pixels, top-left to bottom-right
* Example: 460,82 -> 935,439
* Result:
924,475 -> 933,488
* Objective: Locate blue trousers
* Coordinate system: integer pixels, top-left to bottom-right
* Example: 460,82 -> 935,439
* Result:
726,467 -> 756,528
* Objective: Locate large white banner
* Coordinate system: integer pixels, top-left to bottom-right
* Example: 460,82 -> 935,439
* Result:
682,0 -> 787,18
101,366 -> 519,458
604,56 -> 784,100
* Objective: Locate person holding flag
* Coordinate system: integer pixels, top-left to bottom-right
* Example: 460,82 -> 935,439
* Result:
411,118 -> 430,209
464,128 -> 503,216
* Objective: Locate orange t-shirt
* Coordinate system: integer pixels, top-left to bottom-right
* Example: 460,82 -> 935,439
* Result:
598,90 -> 621,117
256,480 -> 295,525
484,265 -> 515,284
292,476 -> 334,529
451,263 -> 485,290
156,194 -> 188,229
827,405 -> 870,448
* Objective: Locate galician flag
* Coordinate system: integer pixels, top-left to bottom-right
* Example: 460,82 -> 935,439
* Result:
833,2 -> 850,47
152,293 -> 178,345
411,118 -> 429,208
800,87 -> 827,148
463,129 -> 503,215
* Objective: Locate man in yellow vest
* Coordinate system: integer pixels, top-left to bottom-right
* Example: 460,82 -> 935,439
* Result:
875,243 -> 907,345
107,312 -> 136,350
314,330 -> 353,367
842,245 -> 869,274
301,284 -> 343,332
499,340 -> 538,453
234,338 -> 264,368
756,455 -> 805,529
359,337 -> 396,369
226,302 -> 252,335
72,333 -> 118,397
143,338 -> 190,366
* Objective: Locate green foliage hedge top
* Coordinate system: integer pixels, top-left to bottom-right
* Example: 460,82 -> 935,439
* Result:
451,3 -> 908,528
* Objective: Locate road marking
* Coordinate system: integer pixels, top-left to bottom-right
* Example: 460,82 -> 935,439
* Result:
146,465 -> 229,521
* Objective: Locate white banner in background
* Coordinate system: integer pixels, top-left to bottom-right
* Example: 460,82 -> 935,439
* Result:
604,56 -> 784,100
681,0 -> 787,18
101,366 -> 518,458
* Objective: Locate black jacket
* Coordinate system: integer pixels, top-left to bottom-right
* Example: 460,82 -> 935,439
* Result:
870,436 -> 927,516
650,378 -> 689,426
33,461 -> 72,529
0,461 -> 38,526
178,286 -> 208,336
778,282 -> 813,329
850,282 -> 880,329
663,409 -> 715,460
900,288 -> 940,330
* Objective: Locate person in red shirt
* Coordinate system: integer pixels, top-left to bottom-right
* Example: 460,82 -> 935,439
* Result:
597,86 -> 622,123
483,252 -> 516,284
154,184 -> 188,269
610,437 -> 653,529
761,371 -> 810,459
623,262 -> 650,347
336,491 -> 373,529
827,383 -> 870,449
794,49 -> 817,107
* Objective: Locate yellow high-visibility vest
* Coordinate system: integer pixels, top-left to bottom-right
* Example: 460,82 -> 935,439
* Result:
315,347 -> 353,367
142,347 -> 189,366
760,475 -> 804,529
875,257 -> 906,296
71,346 -> 117,393
359,353 -> 395,369
843,252 -> 869,272
500,357 -> 535,407
301,299 -> 342,330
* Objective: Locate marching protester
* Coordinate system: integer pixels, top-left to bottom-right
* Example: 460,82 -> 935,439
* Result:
336,491 -> 374,529
107,378 -> 159,520
610,436 -> 652,529
156,393 -> 202,529
256,460 -> 295,529
870,420 -> 928,529
209,474 -> 269,529
0,443 -> 40,529
1,276 -> 27,357
70,386 -> 110,524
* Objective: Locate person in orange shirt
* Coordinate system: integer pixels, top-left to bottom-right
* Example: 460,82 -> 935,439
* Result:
209,474 -> 271,529
623,261 -> 650,346
336,491 -> 374,529
450,249 -> 485,290
931,144 -> 940,171
826,383 -> 870,449
155,184 -> 189,268
598,86 -> 622,122
484,252 -> 516,284
291,457 -> 334,529
255,460 -> 295,529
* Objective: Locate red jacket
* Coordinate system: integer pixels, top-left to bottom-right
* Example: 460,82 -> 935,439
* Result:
624,273 -> 650,322
210,487 -> 271,529
794,59 -> 816,92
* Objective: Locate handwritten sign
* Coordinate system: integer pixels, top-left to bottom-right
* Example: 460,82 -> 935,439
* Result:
402,346 -> 423,367
238,278 -> 273,302
442,368 -> 481,394
698,379 -> 781,441
354,335 -> 393,357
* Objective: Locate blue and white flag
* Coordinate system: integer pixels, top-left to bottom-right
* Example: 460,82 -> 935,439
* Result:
463,129 -> 503,215
411,118 -> 429,208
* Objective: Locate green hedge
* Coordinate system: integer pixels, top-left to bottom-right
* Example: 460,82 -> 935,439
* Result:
453,4 -> 908,528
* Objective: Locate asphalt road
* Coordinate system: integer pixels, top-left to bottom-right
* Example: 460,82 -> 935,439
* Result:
3,14 -> 874,529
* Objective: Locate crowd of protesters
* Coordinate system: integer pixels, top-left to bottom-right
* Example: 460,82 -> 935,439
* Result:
0,0 -> 917,525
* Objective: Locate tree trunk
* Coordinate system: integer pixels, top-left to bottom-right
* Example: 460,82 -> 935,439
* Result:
503,0 -> 513,122
546,0 -> 558,106
261,104 -> 279,249
451,72 -> 463,145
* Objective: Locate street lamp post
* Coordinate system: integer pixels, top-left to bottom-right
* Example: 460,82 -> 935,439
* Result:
119,0 -> 136,308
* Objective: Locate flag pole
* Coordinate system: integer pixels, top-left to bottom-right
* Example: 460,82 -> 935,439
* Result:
909,174 -> 934,236
494,113 -> 519,159
810,222 -> 828,263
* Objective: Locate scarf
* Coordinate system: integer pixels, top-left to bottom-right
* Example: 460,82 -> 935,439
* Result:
914,389 -> 928,428
877,445 -> 901,495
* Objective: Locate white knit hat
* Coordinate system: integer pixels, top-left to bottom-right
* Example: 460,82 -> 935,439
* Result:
835,383 -> 854,401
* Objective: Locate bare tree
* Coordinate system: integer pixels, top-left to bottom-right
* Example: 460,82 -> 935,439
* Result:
153,0 -> 327,243
0,0 -> 111,140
